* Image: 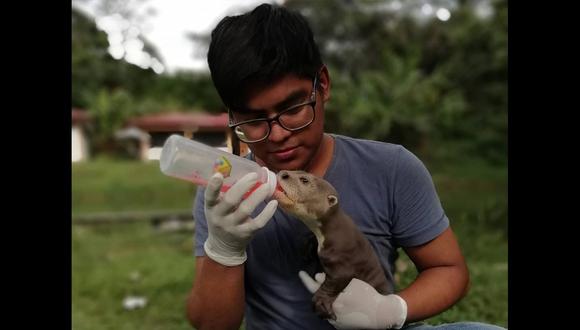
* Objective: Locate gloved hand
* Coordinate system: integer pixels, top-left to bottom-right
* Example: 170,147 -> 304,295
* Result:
203,172 -> 278,266
299,271 -> 408,329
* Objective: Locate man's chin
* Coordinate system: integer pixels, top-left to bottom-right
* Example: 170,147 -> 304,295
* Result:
254,150 -> 309,172
270,160 -> 307,172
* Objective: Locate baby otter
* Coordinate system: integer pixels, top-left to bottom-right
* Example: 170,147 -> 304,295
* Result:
273,170 -> 392,320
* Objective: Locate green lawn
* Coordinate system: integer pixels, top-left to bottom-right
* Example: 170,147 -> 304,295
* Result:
72,158 -> 195,215
72,158 -> 507,329
72,223 -> 195,330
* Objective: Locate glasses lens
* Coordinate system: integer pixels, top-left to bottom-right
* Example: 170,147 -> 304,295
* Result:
234,121 -> 270,143
279,104 -> 315,130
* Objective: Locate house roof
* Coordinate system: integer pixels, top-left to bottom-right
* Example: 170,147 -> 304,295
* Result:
126,112 -> 229,132
72,108 -> 91,125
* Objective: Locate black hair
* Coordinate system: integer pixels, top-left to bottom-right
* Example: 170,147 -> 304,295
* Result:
207,3 -> 323,110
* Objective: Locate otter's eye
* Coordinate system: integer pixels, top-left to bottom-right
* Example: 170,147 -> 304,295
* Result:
299,177 -> 309,184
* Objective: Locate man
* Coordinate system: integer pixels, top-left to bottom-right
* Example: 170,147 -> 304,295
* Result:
186,4 -> 505,330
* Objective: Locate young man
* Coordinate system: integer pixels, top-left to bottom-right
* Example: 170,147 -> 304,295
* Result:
186,4 -> 505,330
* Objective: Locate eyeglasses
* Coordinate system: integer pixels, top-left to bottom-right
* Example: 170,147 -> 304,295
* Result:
228,73 -> 319,143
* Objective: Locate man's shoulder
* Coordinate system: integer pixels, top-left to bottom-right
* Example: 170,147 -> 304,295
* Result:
330,134 -> 428,180
332,134 -> 405,159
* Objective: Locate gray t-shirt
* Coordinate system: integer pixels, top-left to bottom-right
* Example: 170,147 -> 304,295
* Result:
193,134 -> 449,329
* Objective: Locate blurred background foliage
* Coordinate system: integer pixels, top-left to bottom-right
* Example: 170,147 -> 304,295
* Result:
72,0 -> 506,165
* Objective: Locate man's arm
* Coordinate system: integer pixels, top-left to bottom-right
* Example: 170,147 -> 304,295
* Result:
398,227 -> 470,323
186,256 -> 245,329
186,172 -> 278,329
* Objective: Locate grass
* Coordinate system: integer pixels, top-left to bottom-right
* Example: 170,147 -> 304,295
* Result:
72,157 -> 507,329
72,222 -> 195,330
72,158 -> 195,215
397,158 -> 508,326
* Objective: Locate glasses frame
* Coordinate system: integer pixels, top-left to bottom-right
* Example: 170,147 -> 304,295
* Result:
228,73 -> 319,143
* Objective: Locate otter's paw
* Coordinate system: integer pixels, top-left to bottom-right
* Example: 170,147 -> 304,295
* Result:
313,293 -> 337,320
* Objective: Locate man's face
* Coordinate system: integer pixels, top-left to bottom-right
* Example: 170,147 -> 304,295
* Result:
232,70 -> 330,172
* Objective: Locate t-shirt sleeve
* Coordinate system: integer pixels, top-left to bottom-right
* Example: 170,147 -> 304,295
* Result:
391,147 -> 449,247
193,187 -> 208,257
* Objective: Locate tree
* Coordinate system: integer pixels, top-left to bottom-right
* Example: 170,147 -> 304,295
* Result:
72,3 -> 159,108
71,7 -> 112,108
285,0 -> 506,163
84,88 -> 135,155
72,4 -> 157,156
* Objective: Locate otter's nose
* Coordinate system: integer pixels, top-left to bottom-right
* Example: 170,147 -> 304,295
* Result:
279,171 -> 290,180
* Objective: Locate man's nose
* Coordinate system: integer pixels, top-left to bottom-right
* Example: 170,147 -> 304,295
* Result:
268,121 -> 292,142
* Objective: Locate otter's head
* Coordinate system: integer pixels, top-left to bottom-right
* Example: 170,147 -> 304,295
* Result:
273,170 -> 339,222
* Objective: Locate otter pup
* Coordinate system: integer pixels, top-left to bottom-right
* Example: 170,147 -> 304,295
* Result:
273,170 -> 391,320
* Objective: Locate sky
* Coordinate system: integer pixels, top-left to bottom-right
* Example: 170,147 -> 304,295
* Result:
74,0 -> 282,74
141,0 -> 283,72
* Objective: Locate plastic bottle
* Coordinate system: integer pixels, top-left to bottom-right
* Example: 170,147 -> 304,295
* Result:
159,134 -> 277,198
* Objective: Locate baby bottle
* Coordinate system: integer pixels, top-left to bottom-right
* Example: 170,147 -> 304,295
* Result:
159,134 -> 277,198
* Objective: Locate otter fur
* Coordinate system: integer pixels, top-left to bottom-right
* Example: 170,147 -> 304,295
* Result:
273,170 -> 392,320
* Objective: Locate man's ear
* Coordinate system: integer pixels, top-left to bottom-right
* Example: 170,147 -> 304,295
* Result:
319,65 -> 331,103
327,194 -> 338,208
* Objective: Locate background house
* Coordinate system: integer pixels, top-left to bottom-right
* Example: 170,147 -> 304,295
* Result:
72,108 -> 91,162
72,109 -> 250,162
123,111 -> 249,160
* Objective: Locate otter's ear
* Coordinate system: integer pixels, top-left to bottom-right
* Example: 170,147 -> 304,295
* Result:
327,195 -> 338,207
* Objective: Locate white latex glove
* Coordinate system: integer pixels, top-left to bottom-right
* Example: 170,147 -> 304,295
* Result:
203,172 -> 278,266
299,271 -> 407,329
